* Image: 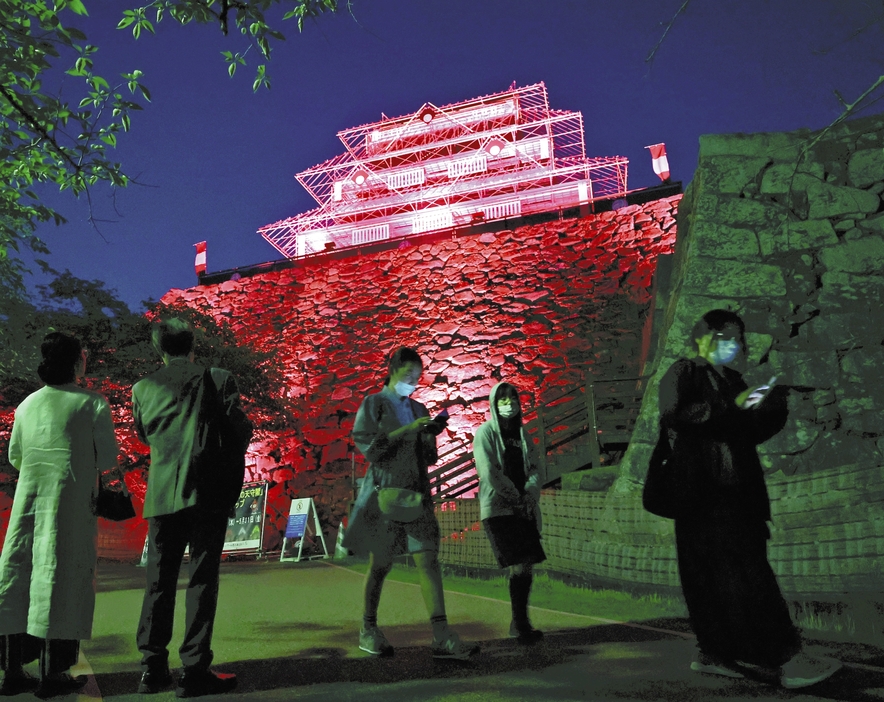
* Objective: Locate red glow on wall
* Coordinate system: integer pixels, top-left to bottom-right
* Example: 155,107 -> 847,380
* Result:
0,196 -> 679,559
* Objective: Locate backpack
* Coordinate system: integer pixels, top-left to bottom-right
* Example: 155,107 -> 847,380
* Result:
196,369 -> 253,512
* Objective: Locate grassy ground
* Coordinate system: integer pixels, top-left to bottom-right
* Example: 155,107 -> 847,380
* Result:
345,560 -> 884,647
344,560 -> 688,623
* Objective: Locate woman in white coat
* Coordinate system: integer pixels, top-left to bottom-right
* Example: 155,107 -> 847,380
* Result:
0,332 -> 119,697
473,382 -> 545,643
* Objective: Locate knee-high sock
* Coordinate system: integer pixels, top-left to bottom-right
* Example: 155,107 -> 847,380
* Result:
509,572 -> 533,626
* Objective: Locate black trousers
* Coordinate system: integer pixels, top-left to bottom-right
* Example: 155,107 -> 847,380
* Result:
1,634 -> 78,677
675,512 -> 802,668
136,506 -> 228,673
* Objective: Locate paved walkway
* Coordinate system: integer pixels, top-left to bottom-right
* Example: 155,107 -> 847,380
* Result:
39,560 -> 884,700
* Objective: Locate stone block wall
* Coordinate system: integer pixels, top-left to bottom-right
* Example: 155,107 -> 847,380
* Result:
155,197 -> 679,548
610,113 -> 884,595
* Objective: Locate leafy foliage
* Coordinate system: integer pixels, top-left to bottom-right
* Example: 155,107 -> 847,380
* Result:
121,1 -> 341,90
0,0 -> 340,295
0,0 -> 148,295
0,272 -> 294,494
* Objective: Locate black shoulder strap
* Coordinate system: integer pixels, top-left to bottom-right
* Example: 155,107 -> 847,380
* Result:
202,368 -> 223,419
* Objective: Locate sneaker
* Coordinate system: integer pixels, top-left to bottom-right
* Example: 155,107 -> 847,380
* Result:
138,667 -> 174,694
359,626 -> 394,656
509,620 -> 544,644
175,669 -> 237,699
690,653 -> 745,679
431,631 -> 479,660
780,653 -> 841,689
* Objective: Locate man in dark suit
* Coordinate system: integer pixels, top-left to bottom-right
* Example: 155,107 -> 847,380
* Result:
132,318 -> 252,697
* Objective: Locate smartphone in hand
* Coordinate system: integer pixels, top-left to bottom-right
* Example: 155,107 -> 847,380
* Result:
744,376 -> 778,408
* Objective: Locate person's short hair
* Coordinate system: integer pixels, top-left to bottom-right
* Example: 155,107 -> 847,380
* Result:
384,346 -> 423,386
152,318 -> 194,357
37,332 -> 82,385
690,309 -> 747,354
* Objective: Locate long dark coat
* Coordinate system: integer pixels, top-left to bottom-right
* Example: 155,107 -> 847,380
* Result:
659,356 -> 801,667
659,356 -> 786,522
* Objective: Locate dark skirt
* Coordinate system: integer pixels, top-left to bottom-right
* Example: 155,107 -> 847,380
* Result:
675,512 -> 801,668
483,515 -> 546,569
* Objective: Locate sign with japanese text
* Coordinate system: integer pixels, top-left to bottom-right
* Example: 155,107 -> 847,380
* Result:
224,481 -> 268,553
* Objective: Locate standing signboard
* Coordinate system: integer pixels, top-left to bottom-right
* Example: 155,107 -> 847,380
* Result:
280,497 -> 329,563
139,481 -> 269,564
224,481 -> 269,554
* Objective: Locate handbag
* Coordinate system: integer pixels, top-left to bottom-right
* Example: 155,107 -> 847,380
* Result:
94,479 -> 136,521
642,424 -> 680,519
376,487 -> 424,523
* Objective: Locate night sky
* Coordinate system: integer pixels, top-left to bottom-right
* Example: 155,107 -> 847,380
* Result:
22,0 -> 884,310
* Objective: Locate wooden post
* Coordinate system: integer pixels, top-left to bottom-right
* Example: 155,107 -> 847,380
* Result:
585,380 -> 600,467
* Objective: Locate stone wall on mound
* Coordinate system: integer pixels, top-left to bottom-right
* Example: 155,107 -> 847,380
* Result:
159,197 -> 680,548
610,113 -> 884,595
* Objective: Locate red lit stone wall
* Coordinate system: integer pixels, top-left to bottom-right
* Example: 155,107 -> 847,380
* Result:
0,196 -> 678,557
158,196 -> 679,549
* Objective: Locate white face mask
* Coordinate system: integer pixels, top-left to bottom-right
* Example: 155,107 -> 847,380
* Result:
497,403 -> 518,419
710,339 -> 740,365
394,381 -> 416,397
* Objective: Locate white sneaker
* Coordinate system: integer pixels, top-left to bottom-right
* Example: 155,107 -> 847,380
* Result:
690,653 -> 744,679
780,653 -> 841,689
359,626 -> 394,656
431,631 -> 479,660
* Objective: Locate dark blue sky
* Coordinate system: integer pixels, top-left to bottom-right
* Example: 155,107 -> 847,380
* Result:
24,0 -> 884,310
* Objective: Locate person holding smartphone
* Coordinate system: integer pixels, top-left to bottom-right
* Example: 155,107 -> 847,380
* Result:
658,309 -> 840,688
473,382 -> 545,643
344,347 -> 478,660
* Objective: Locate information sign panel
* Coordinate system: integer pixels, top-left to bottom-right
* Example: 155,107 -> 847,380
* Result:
224,481 -> 268,553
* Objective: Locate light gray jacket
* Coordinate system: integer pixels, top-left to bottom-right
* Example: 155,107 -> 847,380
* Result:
473,383 -> 543,526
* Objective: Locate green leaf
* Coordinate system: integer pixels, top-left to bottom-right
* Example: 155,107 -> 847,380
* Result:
228,62 -> 236,78
67,0 -> 88,16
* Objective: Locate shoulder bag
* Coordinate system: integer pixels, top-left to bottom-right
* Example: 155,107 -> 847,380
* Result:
642,424 -> 680,519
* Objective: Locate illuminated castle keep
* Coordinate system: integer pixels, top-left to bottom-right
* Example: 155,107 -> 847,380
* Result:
258,82 -> 629,258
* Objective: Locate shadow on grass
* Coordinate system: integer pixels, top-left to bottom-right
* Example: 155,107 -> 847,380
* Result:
89,624 -> 884,700
91,624 -> 670,697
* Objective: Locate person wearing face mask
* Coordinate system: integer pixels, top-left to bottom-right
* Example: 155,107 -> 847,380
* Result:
658,309 -> 841,689
473,383 -> 545,643
345,347 -> 479,660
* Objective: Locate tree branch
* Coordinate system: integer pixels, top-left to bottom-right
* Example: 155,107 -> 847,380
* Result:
800,74 -> 884,158
0,84 -> 80,173
645,0 -> 693,67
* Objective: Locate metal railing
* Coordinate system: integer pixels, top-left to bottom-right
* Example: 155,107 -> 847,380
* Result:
427,376 -> 648,501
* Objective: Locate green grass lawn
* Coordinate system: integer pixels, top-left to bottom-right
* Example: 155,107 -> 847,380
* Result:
343,560 -> 688,624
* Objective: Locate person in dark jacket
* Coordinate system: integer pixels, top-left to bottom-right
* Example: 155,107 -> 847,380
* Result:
132,318 -> 253,697
660,309 -> 840,689
473,382 -> 545,643
344,347 -> 478,660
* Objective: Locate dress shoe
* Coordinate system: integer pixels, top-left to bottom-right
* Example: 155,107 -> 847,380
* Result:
175,669 -> 237,698
35,672 -> 88,699
0,669 -> 38,696
138,667 -> 174,694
